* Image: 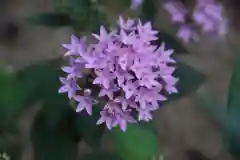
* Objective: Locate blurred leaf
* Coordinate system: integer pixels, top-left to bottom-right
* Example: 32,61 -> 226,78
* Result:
194,54 -> 240,157
82,151 -> 123,160
75,103 -> 105,148
224,116 -> 240,157
0,133 -> 22,160
0,65 -> 26,130
18,58 -> 84,159
16,58 -> 73,127
18,58 -> 104,148
53,0 -> 109,33
120,0 -> 131,8
69,0 -> 91,28
110,124 -> 159,160
70,0 -> 108,33
164,62 -> 205,103
26,12 -> 72,27
227,54 -> 240,112
140,0 -> 158,22
225,53 -> 240,156
31,100 -> 80,160
16,58 -> 63,106
139,121 -> 158,135
27,60 -> 81,160
55,0 -> 72,13
153,30 -> 188,54
88,11 -> 109,33
195,87 -> 228,128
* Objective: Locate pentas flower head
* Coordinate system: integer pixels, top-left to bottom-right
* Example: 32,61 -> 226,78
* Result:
164,1 -> 188,23
193,0 -> 227,36
59,16 -> 178,132
164,0 -> 227,42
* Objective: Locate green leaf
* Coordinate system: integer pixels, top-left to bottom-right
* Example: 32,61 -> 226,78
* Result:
22,59 -> 82,160
30,89 -> 81,160
70,0 -> 108,33
75,104 -> 105,148
18,58 -> 104,149
31,103 -> 80,160
224,115 -> 240,157
227,54 -> 240,112
0,65 -> 26,130
195,87 -> 227,128
110,124 -> 159,160
164,62 -> 205,104
0,133 -> 22,160
16,58 -> 74,127
139,121 -> 158,135
140,0 -> 158,22
225,53 -> 240,156
16,58 -> 63,106
154,30 -> 188,54
120,0 -> 131,8
26,12 -> 72,27
69,0 -> 91,29
82,151 -> 123,160
55,0 -> 72,13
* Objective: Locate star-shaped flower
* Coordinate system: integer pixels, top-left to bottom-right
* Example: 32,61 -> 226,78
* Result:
75,89 -> 95,115
118,16 -> 135,31
99,85 -> 120,100
62,35 -> 83,56
58,77 -> 81,99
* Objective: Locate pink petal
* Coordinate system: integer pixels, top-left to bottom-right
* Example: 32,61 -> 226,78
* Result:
119,120 -> 127,132
58,85 -> 68,93
61,67 -> 72,73
86,105 -> 92,115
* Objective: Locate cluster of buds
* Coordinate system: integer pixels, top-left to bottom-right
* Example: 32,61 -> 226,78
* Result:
59,17 -> 178,131
164,0 -> 228,42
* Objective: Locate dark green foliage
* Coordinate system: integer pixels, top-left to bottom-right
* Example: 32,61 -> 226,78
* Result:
140,0 -> 158,23
68,0 -> 109,32
120,0 -> 131,9
19,59 -> 79,160
17,58 -> 105,158
225,53 -> 240,156
0,133 -> 22,160
0,65 -> 26,131
16,58 -> 63,106
195,88 -> 227,128
110,124 -> 159,160
28,0 -> 109,33
82,151 -> 123,160
196,53 -> 240,158
26,13 -> 72,27
75,104 -> 105,148
227,54 -> 240,112
153,30 -> 188,54
30,102 -> 80,160
163,62 -> 205,104
138,121 -> 158,135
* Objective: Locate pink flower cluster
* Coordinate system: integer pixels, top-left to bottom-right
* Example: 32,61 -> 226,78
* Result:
59,17 -> 178,131
164,0 -> 228,42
